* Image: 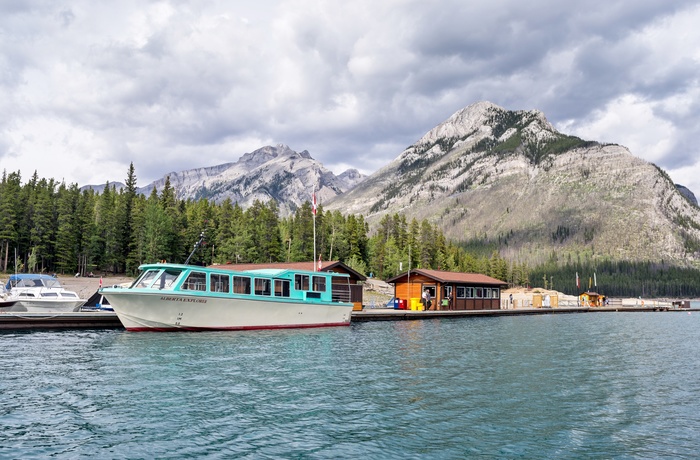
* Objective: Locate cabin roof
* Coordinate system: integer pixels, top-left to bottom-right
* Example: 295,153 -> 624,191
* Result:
386,269 -> 507,286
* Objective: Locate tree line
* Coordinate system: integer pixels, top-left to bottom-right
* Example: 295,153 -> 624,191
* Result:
0,166 -> 529,284
530,258 -> 700,298
4,165 -> 695,298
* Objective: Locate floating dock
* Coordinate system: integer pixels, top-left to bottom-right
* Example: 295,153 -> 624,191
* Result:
352,305 -> 691,321
0,311 -> 123,330
1,306 -> 694,330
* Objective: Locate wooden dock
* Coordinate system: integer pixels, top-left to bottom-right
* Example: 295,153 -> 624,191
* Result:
0,311 -> 123,330
352,305 -> 691,321
1,306 -> 693,330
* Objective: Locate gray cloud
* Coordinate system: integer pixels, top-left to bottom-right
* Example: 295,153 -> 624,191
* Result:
1,0 -> 700,195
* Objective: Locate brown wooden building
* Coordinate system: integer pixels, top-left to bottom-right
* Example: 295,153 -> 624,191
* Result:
211,261 -> 366,310
386,269 -> 508,310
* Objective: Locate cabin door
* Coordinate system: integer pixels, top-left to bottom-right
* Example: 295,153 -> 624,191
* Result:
422,284 -> 437,310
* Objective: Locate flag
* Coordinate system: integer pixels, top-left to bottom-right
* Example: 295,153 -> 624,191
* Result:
576,272 -> 580,289
318,254 -> 322,271
312,189 -> 317,215
99,276 -> 103,288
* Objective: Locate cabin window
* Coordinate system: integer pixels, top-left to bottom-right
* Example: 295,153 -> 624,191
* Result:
444,286 -> 453,298
254,278 -> 271,296
233,276 -> 251,295
475,287 -> 483,298
155,269 -> 183,290
492,288 -> 500,299
456,286 -> 466,298
295,274 -> 310,291
182,272 -> 207,291
484,288 -> 491,299
133,270 -> 160,289
312,276 -> 326,292
275,279 -> 290,297
210,274 -> 230,293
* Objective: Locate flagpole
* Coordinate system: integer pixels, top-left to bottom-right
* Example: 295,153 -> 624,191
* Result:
312,186 -> 317,272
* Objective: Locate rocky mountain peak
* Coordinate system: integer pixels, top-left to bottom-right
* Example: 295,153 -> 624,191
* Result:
327,101 -> 700,266
134,145 -> 366,216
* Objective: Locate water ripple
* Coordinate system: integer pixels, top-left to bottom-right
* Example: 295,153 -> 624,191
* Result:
2,313 -> 700,458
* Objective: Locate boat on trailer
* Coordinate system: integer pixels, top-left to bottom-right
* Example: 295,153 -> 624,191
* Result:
99,262 -> 354,331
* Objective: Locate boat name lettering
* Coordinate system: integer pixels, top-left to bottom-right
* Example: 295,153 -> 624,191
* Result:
161,296 -> 207,303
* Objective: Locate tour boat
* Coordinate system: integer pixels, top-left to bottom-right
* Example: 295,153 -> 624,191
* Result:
4,274 -> 87,312
99,262 -> 354,331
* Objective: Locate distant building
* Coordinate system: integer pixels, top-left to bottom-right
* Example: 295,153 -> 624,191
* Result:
386,269 -> 508,310
211,261 -> 366,311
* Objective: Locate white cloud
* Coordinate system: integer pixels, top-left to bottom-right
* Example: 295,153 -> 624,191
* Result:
1,0 -> 700,197
559,94 -> 677,164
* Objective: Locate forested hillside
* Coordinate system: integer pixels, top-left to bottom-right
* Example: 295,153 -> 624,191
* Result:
3,165 -> 699,298
0,166 -> 519,284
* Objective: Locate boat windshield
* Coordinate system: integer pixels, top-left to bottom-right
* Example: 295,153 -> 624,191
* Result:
153,269 -> 184,290
131,270 -> 160,289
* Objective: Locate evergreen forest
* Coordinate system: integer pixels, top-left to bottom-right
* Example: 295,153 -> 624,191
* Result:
2,166 -> 699,298
0,166 -> 525,286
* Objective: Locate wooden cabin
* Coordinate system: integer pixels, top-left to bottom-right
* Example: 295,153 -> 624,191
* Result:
386,269 -> 508,311
579,291 -> 606,307
211,261 -> 367,311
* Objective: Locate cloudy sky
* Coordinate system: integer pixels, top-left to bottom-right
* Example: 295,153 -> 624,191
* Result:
2,1 -> 700,195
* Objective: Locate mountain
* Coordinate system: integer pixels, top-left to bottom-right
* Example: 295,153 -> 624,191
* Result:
136,144 -> 365,215
326,101 -> 700,266
676,184 -> 698,206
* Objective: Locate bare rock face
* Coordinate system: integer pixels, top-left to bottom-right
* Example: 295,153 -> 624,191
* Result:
138,144 -> 366,215
326,102 -> 700,265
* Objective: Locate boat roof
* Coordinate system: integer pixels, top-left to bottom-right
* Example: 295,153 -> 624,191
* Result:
8,274 -> 57,280
137,263 -> 348,278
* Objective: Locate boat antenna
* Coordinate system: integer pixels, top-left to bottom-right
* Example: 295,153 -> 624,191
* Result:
184,231 -> 206,265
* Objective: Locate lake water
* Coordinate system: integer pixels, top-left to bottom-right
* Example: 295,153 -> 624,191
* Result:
2,312 -> 699,458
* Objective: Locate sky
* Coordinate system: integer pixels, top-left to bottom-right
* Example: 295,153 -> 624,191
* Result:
2,1 -> 700,195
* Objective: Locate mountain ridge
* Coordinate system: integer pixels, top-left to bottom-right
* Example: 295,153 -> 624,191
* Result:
83,101 -> 700,267
325,101 -> 700,266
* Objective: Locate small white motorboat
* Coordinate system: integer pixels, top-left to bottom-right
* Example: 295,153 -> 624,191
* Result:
4,274 -> 87,312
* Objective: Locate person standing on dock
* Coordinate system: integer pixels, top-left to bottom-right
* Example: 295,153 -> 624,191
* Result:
422,288 -> 432,311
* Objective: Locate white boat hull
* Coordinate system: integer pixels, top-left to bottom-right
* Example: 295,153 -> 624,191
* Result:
105,291 -> 352,331
8,299 -> 86,312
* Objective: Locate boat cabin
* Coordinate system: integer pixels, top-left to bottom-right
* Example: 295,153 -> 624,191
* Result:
128,263 -> 352,305
386,269 -> 508,310
212,261 -> 366,310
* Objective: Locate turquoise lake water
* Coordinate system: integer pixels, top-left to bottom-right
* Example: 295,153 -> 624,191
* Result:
2,312 -> 699,459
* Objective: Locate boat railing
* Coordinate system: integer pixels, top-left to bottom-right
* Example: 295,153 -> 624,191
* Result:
331,283 -> 360,303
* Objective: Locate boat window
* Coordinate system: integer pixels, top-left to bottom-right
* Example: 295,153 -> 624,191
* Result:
133,270 -> 160,289
274,279 -> 290,297
475,288 -> 483,298
295,274 -> 310,291
456,286 -> 466,298
466,287 -> 474,299
492,288 -> 500,299
45,278 -> 62,289
154,269 -> 183,290
233,276 -> 251,295
484,288 -> 491,299
40,293 -> 59,297
210,274 -> 230,293
312,276 -> 326,292
254,278 -> 271,296
182,272 -> 207,291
